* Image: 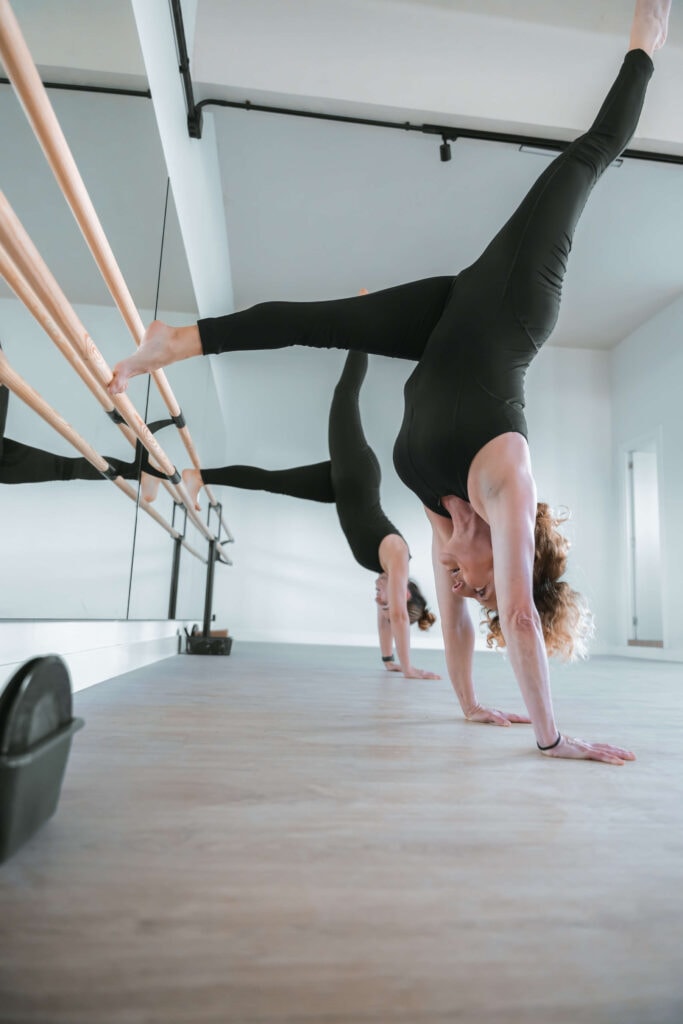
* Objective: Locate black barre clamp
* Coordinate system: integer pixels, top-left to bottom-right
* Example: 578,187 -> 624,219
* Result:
106,408 -> 125,424
171,410 -> 186,429
101,463 -> 119,480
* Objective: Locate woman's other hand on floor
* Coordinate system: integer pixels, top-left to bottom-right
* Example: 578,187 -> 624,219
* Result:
465,703 -> 531,726
403,666 -> 441,680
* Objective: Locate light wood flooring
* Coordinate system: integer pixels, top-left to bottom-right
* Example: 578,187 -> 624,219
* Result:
0,642 -> 682,1024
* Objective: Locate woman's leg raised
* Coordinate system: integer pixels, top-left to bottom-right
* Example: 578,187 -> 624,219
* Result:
456,0 -> 668,352
327,351 -> 381,498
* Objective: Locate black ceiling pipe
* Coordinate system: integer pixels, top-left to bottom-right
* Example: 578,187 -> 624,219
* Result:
169,0 -> 203,138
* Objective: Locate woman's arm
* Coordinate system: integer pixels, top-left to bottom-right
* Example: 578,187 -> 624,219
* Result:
484,469 -> 634,764
381,535 -> 440,680
428,510 -> 525,722
376,604 -> 400,671
484,470 -> 558,741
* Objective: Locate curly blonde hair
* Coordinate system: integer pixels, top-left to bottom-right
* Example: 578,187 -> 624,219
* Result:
483,503 -> 593,661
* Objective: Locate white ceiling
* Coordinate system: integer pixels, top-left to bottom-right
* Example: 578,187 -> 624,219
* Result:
1,0 -> 682,349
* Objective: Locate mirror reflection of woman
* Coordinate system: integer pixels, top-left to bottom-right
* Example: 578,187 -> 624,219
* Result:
146,348 -> 440,680
108,1 -> 670,763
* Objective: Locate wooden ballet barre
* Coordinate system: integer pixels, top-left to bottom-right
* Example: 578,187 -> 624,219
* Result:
0,350 -> 207,564
0,191 -> 231,564
0,239 -> 186,512
0,0 -> 234,545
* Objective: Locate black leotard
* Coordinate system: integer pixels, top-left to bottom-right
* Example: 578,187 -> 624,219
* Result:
197,50 -> 653,515
199,352 -> 403,574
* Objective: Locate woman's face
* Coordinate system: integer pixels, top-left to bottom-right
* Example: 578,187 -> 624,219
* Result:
440,537 -> 497,609
447,565 -> 497,607
375,573 -> 411,610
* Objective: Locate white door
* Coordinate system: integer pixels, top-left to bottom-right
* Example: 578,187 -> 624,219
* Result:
627,449 -> 663,645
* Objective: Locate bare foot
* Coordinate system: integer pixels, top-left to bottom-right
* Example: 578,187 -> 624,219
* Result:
629,0 -> 670,55
108,320 -> 202,395
181,467 -> 204,511
107,321 -> 172,395
140,472 -> 161,504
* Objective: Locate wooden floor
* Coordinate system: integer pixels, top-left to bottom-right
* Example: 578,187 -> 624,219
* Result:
1,642 -> 682,1024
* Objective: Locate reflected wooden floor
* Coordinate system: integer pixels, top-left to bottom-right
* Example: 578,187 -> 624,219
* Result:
1,642 -> 682,1024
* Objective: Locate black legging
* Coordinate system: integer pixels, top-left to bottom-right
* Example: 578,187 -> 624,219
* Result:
200,351 -> 402,573
197,50 -> 653,513
0,380 -> 171,484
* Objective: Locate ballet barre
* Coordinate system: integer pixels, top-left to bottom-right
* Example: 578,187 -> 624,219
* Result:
0,236 -> 184,514
0,0 -> 233,544
0,350 -> 206,564
0,190 -> 231,565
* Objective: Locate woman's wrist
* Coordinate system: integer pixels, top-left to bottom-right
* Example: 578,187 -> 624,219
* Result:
537,731 -> 562,751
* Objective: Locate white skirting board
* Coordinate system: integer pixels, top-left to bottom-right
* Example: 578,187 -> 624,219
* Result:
0,620 -> 183,694
602,644 -> 683,663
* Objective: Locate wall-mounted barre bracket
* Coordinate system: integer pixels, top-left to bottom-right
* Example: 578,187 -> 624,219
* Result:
171,499 -> 188,541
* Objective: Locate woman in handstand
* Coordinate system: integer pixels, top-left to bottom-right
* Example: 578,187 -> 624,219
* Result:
146,348 -> 439,679
108,0 -> 669,763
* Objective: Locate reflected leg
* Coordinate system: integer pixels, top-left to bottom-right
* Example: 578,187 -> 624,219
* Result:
182,461 -> 336,511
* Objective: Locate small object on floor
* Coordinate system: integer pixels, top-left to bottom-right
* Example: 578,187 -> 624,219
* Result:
0,655 -> 84,864
185,626 -> 232,656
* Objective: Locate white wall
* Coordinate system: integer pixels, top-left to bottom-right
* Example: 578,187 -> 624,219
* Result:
525,346 -> 614,650
610,294 -> 683,656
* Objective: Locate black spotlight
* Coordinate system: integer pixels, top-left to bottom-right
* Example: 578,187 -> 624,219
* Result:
439,135 -> 452,162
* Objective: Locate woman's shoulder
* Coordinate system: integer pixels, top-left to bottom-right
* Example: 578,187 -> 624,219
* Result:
468,432 -> 533,506
378,532 -> 410,569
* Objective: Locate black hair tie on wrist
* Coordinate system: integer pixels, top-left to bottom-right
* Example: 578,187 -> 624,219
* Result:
382,654 -> 395,663
537,732 -> 562,751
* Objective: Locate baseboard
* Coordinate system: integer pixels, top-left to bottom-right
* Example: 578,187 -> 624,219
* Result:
0,620 -> 183,693
600,644 -> 683,663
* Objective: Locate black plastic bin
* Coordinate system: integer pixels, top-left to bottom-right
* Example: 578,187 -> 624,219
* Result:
0,716 -> 84,864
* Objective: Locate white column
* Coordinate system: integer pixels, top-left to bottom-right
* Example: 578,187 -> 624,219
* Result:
130,0 -> 233,318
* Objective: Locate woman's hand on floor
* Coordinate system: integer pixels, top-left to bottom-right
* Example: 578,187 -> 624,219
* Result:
465,703 -> 531,726
403,666 -> 441,680
539,734 -> 636,765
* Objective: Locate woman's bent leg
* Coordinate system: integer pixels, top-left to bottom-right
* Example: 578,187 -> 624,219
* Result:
108,277 -> 453,396
198,278 -> 453,360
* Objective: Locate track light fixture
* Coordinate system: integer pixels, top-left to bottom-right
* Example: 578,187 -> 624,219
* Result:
439,135 -> 452,162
